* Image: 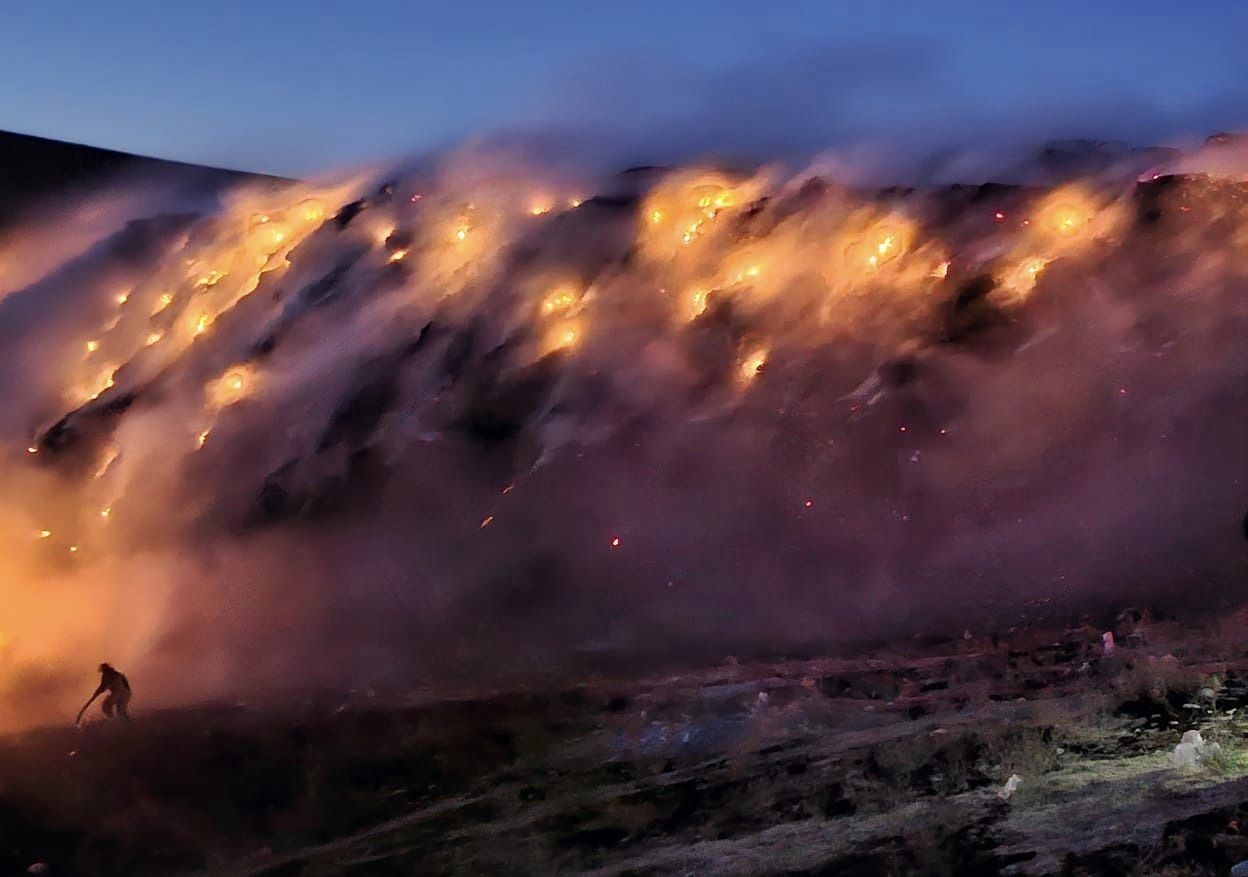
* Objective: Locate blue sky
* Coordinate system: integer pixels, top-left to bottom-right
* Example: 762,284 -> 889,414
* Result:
3,0 -> 1246,174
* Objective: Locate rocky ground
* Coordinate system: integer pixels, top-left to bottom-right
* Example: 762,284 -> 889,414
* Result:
7,609 -> 1248,876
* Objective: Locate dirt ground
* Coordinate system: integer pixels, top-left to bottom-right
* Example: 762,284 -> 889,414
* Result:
7,609 -> 1248,875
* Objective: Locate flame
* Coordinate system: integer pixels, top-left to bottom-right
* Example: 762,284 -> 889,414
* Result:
299,199 -> 325,222
541,285 -> 579,316
86,367 -> 117,401
388,249 -> 409,263
207,366 -> 255,409
688,287 -> 710,318
544,321 -> 581,354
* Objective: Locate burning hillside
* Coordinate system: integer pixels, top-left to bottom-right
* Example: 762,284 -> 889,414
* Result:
1,135 -> 1247,728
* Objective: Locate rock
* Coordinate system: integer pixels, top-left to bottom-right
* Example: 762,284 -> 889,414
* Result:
1171,730 -> 1222,768
998,774 -> 1022,801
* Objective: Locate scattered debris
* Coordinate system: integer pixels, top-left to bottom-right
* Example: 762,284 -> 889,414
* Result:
998,773 -> 1022,801
1171,729 -> 1221,768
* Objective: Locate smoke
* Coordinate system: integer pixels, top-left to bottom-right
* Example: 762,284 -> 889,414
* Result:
1,142 -> 1247,729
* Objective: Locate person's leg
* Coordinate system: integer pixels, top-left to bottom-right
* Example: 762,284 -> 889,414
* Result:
117,693 -> 131,722
102,694 -> 116,719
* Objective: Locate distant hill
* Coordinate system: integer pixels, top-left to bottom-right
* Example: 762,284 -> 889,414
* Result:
0,129 -> 282,225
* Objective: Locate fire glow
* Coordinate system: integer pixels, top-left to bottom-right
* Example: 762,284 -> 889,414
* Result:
1,145 -> 1246,733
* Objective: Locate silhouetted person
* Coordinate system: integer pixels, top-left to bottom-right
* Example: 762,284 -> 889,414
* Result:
76,663 -> 131,724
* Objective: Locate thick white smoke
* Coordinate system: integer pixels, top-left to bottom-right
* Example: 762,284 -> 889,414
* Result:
1,144 -> 1246,729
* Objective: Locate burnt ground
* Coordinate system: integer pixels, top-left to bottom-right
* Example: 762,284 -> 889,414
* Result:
6,613 -> 1248,875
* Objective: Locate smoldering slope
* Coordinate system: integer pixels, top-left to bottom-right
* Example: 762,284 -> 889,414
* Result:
1,143 -> 1246,729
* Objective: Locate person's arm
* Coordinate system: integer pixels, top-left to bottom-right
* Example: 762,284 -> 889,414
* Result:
75,684 -> 106,725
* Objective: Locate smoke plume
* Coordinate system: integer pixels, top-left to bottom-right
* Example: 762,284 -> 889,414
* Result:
1,141 -> 1247,728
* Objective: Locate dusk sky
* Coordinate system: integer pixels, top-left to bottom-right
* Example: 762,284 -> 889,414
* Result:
4,0 -> 1247,175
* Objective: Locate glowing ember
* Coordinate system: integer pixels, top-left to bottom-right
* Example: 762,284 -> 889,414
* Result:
688,288 -> 709,318
544,320 -> 581,354
455,227 -> 468,241
207,366 -> 255,409
541,286 -> 579,315
85,340 -> 99,353
739,349 -> 768,382
144,332 -> 163,347
480,515 -> 494,528
26,446 -> 37,455
388,249 -> 409,263
37,530 -> 51,539
610,536 -> 621,548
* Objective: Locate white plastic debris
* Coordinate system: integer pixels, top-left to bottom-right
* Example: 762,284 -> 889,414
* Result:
1171,730 -> 1222,768
1231,858 -> 1248,877
1102,631 -> 1115,655
997,774 -> 1022,800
